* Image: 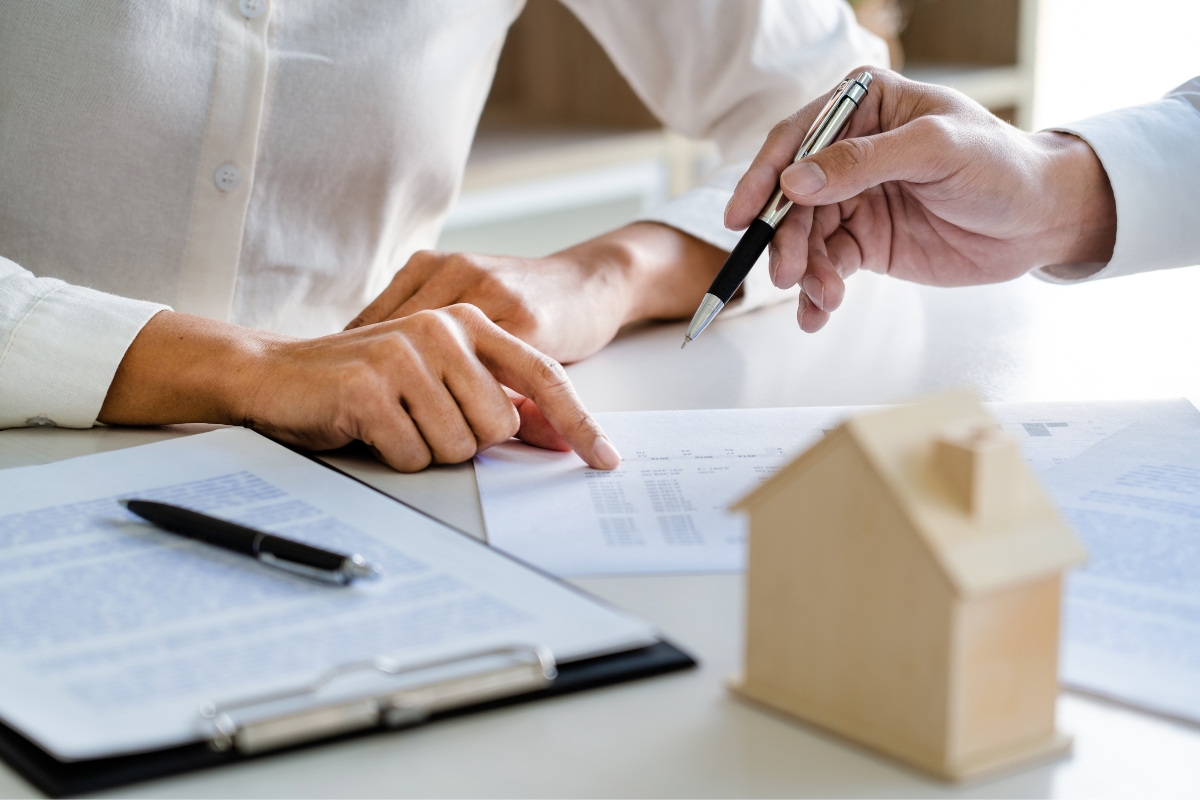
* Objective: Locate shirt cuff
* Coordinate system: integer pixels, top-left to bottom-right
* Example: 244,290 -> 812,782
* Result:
636,162 -> 799,316
0,258 -> 168,429
1035,91 -> 1200,284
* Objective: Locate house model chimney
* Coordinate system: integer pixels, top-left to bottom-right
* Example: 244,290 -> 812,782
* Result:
933,425 -> 1023,524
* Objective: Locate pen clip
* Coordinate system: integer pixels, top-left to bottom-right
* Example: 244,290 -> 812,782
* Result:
257,551 -> 380,586
257,551 -> 350,584
795,78 -> 851,162
756,79 -> 853,228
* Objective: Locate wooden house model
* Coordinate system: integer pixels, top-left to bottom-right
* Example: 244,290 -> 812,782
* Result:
730,391 -> 1087,781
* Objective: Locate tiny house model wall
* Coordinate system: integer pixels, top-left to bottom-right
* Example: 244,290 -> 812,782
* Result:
731,391 -> 1086,781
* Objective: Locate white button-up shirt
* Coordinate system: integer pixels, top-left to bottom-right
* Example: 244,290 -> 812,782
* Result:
1040,77 -> 1200,284
0,0 -> 887,429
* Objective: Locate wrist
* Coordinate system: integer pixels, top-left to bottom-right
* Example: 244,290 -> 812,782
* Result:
557,233 -> 643,327
216,326 -> 289,428
1037,132 -> 1117,271
99,311 -> 290,427
565,222 -> 725,326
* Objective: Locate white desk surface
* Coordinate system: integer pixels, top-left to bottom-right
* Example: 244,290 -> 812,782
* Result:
3,269 -> 1200,798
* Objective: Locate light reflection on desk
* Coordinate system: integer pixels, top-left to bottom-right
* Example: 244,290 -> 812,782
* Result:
569,267 -> 1200,413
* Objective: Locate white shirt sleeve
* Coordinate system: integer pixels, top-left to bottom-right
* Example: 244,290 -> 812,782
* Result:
561,0 -> 889,314
0,256 -> 167,429
1037,77 -> 1200,284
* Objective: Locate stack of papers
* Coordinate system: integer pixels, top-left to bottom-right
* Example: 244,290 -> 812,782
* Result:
475,398 -> 1200,726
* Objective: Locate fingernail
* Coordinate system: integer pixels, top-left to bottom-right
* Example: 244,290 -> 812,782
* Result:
593,436 -> 621,469
782,161 -> 826,196
768,246 -> 780,285
723,195 -> 735,228
802,274 -> 824,310
797,294 -> 809,326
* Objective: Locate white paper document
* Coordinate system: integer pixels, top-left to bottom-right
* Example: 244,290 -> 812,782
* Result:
1042,418 -> 1200,723
0,429 -> 656,761
476,399 -> 1200,576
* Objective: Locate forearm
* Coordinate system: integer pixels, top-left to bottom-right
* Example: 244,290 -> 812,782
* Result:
98,311 -> 280,426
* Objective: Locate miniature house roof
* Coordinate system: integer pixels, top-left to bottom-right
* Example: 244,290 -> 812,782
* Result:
734,391 -> 1086,596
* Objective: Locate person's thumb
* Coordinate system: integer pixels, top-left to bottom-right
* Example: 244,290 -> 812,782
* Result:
779,117 -> 950,206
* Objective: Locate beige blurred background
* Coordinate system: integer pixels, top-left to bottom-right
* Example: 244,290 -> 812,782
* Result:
438,0 -> 1200,260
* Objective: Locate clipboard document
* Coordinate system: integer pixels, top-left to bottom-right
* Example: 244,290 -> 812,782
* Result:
1043,418 -> 1200,723
475,400 -> 1200,576
0,429 -> 658,762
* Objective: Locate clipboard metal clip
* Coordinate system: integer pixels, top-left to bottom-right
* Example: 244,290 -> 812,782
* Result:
198,644 -> 557,755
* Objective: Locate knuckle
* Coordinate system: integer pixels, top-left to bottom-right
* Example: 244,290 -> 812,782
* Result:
444,252 -> 482,275
406,308 -> 453,339
365,419 -> 432,473
444,303 -> 489,334
399,310 -> 431,336
393,446 -> 432,473
362,342 -> 423,390
478,408 -> 520,448
434,434 -> 478,465
909,114 -> 951,141
531,353 -> 569,390
339,363 -> 380,401
774,213 -> 807,244
366,330 -> 411,362
501,408 -> 521,439
830,136 -> 875,172
768,115 -> 798,141
406,249 -> 437,268
447,302 -> 486,322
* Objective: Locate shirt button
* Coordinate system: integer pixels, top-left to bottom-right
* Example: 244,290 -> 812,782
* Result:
237,0 -> 266,19
214,163 -> 242,192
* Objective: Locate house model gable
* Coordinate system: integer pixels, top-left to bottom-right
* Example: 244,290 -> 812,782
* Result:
734,390 -> 1086,596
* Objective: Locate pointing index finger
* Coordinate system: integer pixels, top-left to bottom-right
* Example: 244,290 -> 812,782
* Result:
464,309 -> 620,470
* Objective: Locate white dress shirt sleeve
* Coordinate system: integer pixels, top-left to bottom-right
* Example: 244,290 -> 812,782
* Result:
0,256 -> 167,429
560,0 -> 889,314
1037,77 -> 1200,284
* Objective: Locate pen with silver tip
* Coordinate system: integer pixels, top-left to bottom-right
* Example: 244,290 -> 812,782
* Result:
681,71 -> 873,348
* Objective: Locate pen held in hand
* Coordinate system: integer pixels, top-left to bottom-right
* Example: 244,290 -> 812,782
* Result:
682,71 -> 873,348
118,499 -> 381,585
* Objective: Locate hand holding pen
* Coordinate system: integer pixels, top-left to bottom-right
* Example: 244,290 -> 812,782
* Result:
720,68 -> 1117,333
682,72 -> 873,346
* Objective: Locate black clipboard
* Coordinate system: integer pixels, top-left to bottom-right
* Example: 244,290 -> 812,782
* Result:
0,440 -> 697,796
0,639 -> 694,798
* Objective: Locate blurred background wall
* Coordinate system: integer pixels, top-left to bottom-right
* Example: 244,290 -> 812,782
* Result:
1034,0 -> 1200,129
438,0 -> 1200,260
